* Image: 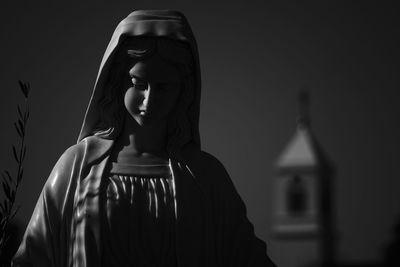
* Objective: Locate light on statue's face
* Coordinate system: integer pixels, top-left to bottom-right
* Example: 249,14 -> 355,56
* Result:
124,54 -> 182,126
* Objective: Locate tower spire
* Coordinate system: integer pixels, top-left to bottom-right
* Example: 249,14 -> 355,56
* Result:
297,89 -> 311,129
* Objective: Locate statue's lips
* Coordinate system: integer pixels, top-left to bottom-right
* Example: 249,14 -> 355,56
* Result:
139,110 -> 152,116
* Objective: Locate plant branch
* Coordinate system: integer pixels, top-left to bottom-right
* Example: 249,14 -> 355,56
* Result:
0,81 -> 31,262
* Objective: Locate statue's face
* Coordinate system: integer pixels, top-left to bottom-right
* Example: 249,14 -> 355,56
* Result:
124,53 -> 181,126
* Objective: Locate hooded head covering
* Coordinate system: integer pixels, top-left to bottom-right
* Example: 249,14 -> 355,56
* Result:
77,10 -> 201,153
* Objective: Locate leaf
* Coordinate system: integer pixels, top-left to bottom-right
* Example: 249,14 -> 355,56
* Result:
0,214 -> 7,228
25,109 -> 30,121
22,146 -> 27,162
18,80 -> 23,89
18,168 -> 24,183
2,181 -> 11,200
18,119 -> 24,136
4,171 -> 12,183
3,232 -> 11,247
12,146 -> 19,163
0,237 -> 4,248
2,199 -> 8,213
18,80 -> 29,98
14,122 -> 22,137
5,200 -> 10,214
10,206 -> 19,220
1,215 -> 7,226
1,172 -> 11,184
17,105 -> 23,120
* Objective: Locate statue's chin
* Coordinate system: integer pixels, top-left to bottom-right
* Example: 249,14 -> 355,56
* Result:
132,113 -> 158,127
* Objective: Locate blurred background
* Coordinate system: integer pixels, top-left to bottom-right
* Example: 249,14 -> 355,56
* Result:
0,1 -> 399,266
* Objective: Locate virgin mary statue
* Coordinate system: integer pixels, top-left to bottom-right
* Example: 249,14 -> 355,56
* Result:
13,10 -> 276,267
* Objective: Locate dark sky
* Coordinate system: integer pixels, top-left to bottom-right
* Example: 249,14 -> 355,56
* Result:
1,1 -> 399,265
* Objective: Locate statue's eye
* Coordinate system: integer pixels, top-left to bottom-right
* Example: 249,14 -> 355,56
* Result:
131,80 -> 147,90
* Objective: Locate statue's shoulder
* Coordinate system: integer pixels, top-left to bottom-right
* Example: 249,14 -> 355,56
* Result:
44,136 -> 113,191
54,136 -> 96,165
59,136 -> 114,166
184,148 -> 230,181
40,143 -> 83,202
198,151 -> 226,170
59,140 -> 86,162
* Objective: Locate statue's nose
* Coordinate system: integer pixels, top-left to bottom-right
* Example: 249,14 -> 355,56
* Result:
142,84 -> 152,107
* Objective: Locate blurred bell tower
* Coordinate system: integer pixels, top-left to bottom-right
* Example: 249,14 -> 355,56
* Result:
272,90 -> 336,267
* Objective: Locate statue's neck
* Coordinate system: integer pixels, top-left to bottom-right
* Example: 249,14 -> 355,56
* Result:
112,116 -> 169,165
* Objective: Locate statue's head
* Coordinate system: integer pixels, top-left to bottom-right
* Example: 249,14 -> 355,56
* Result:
95,37 -> 195,152
123,37 -> 190,127
78,10 -> 201,155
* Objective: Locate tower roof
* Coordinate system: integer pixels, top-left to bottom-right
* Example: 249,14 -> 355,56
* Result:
276,127 -> 331,170
276,90 -> 332,172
